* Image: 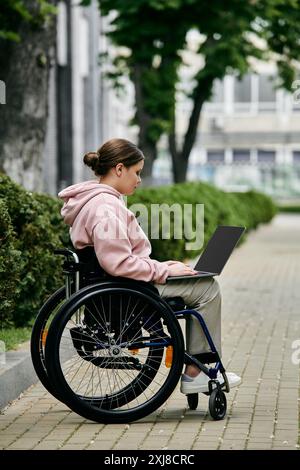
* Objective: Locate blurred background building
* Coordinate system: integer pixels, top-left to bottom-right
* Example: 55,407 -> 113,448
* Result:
43,0 -> 135,195
154,37 -> 300,201
44,3 -> 300,202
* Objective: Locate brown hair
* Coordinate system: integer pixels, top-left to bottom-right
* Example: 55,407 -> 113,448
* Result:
83,138 -> 144,176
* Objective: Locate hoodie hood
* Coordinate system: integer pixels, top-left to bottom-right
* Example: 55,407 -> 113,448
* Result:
58,180 -> 122,225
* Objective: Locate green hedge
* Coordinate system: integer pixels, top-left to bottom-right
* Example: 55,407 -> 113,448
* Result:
128,182 -> 277,261
0,174 -> 277,327
0,199 -> 22,327
277,205 -> 300,213
0,174 -> 71,327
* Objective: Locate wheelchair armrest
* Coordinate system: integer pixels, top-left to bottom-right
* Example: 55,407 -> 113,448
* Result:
54,248 -> 80,274
54,248 -> 76,257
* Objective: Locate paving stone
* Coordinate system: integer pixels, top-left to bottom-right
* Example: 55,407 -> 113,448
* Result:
0,215 -> 299,451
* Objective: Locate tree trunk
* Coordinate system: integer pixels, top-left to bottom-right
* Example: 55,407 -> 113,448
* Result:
0,1 -> 56,191
168,116 -> 188,183
169,74 -> 215,183
131,63 -> 157,185
138,140 -> 157,186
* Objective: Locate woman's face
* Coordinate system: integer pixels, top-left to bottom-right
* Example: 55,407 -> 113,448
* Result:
116,160 -> 144,195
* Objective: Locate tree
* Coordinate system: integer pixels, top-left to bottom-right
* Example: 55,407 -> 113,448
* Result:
84,0 -> 300,182
0,0 -> 56,190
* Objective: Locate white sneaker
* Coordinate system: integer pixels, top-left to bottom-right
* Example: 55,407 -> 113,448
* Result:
180,371 -> 242,394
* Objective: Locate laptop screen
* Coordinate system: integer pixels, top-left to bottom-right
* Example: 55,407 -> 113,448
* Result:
195,226 -> 245,274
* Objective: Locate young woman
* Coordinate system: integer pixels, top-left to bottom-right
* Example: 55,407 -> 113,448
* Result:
58,138 -> 241,393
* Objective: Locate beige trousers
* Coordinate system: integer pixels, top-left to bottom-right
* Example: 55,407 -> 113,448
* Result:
154,277 -> 222,357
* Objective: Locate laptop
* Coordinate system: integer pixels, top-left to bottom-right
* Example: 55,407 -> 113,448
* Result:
166,225 -> 246,282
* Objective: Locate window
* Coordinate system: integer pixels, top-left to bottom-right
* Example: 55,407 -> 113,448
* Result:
232,149 -> 251,165
234,74 -> 251,103
257,150 -> 276,165
206,150 -> 225,165
292,151 -> 300,165
258,75 -> 276,103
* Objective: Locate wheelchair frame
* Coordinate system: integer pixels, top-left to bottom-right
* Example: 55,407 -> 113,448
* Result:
31,248 -> 230,423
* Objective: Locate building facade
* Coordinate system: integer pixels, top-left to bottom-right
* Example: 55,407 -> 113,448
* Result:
43,0 -> 135,195
154,64 -> 300,200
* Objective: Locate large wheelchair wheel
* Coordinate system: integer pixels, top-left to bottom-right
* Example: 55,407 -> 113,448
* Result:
30,286 -> 66,400
45,282 -> 184,423
30,279 -> 120,401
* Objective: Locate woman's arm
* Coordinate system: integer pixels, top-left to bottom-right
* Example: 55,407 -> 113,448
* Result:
92,217 -> 169,284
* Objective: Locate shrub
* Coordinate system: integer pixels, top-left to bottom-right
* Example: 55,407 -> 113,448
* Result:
128,182 -> 277,261
0,174 -> 70,326
0,199 -> 22,327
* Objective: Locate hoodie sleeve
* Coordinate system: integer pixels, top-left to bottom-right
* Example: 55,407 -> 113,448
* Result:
91,216 -> 169,284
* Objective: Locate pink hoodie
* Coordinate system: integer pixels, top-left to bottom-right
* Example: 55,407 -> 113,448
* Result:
58,180 -> 169,284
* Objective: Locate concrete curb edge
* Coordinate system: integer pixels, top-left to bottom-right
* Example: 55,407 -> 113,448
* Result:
0,343 -> 38,410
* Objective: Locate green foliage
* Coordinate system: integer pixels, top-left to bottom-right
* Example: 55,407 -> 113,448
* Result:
0,173 -> 70,327
0,0 -> 57,43
262,0 -> 300,89
277,204 -> 300,213
128,182 -> 277,261
0,325 -> 33,351
0,198 -> 22,327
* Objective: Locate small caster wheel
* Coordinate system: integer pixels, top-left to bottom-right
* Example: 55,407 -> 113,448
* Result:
209,388 -> 227,420
187,393 -> 198,410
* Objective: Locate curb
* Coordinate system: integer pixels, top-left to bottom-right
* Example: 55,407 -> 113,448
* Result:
0,342 -> 38,410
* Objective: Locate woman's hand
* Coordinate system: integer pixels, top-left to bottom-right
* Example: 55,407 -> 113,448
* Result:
167,261 -> 198,277
164,260 -> 179,266
165,260 -> 191,266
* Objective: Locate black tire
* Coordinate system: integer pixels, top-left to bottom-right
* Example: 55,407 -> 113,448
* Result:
30,286 -> 66,400
30,279 -> 155,404
187,394 -> 198,410
208,388 -> 227,420
45,282 -> 185,423
30,279 -> 123,401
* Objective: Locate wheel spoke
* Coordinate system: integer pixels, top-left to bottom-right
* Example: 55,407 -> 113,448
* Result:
46,286 -> 183,422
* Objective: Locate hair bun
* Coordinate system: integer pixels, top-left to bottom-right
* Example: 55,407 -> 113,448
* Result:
83,151 -> 98,171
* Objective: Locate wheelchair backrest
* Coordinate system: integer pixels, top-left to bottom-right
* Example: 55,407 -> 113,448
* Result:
74,246 -> 160,296
75,246 -> 108,285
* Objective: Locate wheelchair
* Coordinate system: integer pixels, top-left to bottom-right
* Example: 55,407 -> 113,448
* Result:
31,247 -> 230,424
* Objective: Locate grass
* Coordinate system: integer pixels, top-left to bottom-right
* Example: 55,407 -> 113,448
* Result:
0,325 -> 33,351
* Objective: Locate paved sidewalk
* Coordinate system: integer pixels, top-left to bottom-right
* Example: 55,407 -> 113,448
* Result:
1,214 -> 299,450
